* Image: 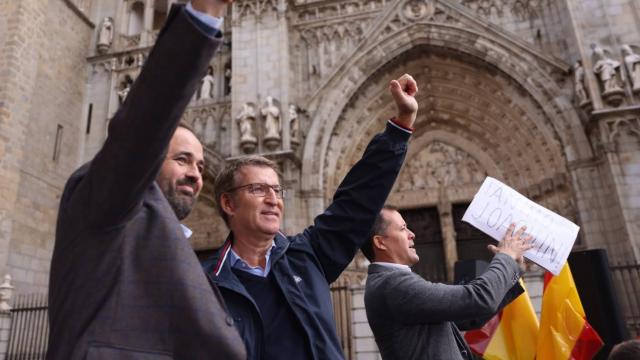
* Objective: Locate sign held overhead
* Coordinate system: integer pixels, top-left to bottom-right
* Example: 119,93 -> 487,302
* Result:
462,177 -> 579,275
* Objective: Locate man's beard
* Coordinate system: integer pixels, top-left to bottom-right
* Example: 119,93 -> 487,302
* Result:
164,179 -> 198,220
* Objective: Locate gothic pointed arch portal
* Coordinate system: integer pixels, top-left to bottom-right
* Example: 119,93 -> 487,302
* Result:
320,46 -> 577,219
298,1 -> 590,246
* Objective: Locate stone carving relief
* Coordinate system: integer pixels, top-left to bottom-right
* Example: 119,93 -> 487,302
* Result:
381,2 -> 459,39
511,0 -> 548,20
460,0 -> 504,17
117,75 -> 134,105
524,174 -> 576,221
235,0 -> 279,18
298,22 -> 367,90
120,34 -> 142,49
622,44 -> 640,94
262,96 -> 281,149
182,103 -> 230,148
97,17 -> 114,54
460,0 -> 548,20
237,103 -> 258,153
592,45 -> 625,106
402,0 -> 436,21
295,0 -> 387,23
397,142 -> 486,191
607,118 -> 640,146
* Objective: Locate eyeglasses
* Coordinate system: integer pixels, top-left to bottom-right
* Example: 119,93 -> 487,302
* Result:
226,183 -> 286,199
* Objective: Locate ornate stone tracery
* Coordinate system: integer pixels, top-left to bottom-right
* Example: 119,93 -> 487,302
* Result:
460,0 -> 505,17
234,0 -> 280,18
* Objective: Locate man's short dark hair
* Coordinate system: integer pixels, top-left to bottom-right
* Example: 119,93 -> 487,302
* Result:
213,155 -> 280,226
177,120 -> 195,134
609,339 -> 640,360
361,205 -> 399,262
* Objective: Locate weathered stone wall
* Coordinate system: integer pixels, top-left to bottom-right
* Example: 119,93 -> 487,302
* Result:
0,0 -> 92,293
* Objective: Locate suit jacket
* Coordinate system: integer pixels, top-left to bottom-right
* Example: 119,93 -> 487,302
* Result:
365,253 -> 523,360
47,6 -> 246,360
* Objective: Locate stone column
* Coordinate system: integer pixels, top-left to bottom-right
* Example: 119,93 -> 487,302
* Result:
0,274 -> 14,360
143,0 -> 154,44
438,187 -> 458,283
229,0 -> 291,155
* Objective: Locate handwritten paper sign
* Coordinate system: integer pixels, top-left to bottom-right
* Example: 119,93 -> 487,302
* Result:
462,177 -> 579,275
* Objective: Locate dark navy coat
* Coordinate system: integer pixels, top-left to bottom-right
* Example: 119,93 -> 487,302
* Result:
202,122 -> 411,360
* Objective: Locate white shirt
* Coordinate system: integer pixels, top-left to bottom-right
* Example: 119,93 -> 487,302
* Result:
180,224 -> 193,239
372,261 -> 412,272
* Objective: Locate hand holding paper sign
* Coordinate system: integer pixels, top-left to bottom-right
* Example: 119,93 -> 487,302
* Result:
462,177 -> 580,275
488,223 -> 534,271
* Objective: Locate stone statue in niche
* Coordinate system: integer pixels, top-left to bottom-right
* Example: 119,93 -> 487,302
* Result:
117,76 -> 133,105
592,45 -> 624,106
261,96 -> 281,150
573,60 -> 590,107
199,67 -> 215,100
96,17 -> 113,54
236,103 -> 257,153
288,104 -> 300,149
622,44 -> 640,93
224,63 -> 232,96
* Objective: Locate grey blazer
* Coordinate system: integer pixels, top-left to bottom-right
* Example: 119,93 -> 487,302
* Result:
365,253 -> 523,360
47,6 -> 245,360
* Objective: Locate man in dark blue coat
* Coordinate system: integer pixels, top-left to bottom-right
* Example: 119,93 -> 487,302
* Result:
48,1 -> 245,359
202,74 -> 419,359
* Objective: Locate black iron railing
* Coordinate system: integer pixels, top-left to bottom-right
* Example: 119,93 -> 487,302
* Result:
610,261 -> 640,338
6,294 -> 48,360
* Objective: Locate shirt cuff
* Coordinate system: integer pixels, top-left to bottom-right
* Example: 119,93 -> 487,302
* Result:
186,2 -> 223,35
388,118 -> 413,134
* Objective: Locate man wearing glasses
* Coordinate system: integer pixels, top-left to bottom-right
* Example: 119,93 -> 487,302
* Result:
202,74 -> 419,360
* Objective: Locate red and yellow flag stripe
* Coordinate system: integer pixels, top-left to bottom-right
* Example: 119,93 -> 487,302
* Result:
536,262 -> 604,360
465,279 -> 539,360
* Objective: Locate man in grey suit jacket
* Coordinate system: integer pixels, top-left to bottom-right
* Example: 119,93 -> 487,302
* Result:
362,205 -> 533,360
47,1 -> 246,359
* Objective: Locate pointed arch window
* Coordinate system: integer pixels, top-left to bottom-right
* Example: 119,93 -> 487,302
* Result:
153,0 -> 169,30
128,1 -> 145,36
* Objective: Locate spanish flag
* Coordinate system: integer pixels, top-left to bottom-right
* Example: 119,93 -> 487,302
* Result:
464,279 -> 539,360
536,263 -> 604,359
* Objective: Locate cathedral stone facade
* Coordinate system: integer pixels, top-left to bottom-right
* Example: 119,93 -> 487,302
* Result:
0,0 -> 639,356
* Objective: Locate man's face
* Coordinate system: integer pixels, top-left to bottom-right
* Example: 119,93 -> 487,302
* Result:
156,127 -> 204,220
378,209 -> 418,266
224,165 -> 283,238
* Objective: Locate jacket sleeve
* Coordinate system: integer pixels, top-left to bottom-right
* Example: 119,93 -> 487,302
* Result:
384,253 -> 522,325
454,281 -> 524,330
71,5 -> 222,228
303,122 -> 410,283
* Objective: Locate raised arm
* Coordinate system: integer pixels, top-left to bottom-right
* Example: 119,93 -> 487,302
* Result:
305,75 -> 419,283
385,225 -> 532,324
77,1 -> 229,227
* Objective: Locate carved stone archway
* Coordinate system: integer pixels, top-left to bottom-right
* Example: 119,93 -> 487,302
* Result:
296,1 -> 590,251
299,0 -> 592,203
